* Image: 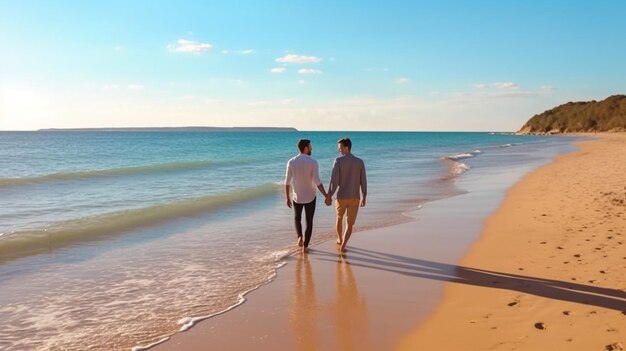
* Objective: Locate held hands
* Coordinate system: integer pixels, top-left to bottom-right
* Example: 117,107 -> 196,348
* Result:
360,198 -> 366,207
286,198 -> 292,208
324,194 -> 332,206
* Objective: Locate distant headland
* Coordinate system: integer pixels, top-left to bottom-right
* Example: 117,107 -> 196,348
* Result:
518,94 -> 626,134
37,127 -> 298,132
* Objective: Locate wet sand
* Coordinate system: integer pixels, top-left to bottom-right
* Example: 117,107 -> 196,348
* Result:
397,134 -> 626,350
150,174 -> 513,350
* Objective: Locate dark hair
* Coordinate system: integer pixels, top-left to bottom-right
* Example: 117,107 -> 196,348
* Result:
337,137 -> 352,150
297,139 -> 311,152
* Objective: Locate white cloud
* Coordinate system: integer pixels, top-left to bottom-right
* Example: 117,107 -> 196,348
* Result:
168,39 -> 212,53
395,78 -> 410,84
448,90 -> 536,103
276,54 -> 321,64
127,84 -> 144,90
103,84 -> 121,90
223,49 -> 256,55
541,85 -> 558,91
494,82 -> 519,89
115,46 -> 123,52
298,80 -> 306,84
270,67 -> 287,74
298,69 -> 322,75
474,82 -> 519,90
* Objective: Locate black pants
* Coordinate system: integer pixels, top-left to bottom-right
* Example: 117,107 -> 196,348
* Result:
294,197 -> 316,247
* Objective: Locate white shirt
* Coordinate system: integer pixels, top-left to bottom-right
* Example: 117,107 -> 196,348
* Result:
285,153 -> 322,204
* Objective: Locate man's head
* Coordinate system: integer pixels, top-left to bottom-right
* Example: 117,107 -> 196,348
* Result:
297,139 -> 312,156
337,137 -> 352,155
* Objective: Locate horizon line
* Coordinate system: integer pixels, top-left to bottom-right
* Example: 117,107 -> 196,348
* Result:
0,128 -> 518,133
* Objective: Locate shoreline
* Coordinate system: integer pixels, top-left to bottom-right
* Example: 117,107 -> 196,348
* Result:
396,134 -> 626,350
1,132 -> 576,351
149,137 -> 577,350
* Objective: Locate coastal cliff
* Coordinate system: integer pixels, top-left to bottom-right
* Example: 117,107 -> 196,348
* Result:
518,95 -> 626,134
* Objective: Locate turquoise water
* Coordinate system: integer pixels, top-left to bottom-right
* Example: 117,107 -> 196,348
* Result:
0,131 -> 577,350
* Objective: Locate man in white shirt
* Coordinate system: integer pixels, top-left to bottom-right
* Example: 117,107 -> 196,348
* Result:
285,139 -> 329,253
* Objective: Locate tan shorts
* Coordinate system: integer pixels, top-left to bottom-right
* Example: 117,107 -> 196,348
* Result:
335,198 -> 360,225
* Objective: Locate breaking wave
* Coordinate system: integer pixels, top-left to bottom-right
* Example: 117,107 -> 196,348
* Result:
0,183 -> 281,261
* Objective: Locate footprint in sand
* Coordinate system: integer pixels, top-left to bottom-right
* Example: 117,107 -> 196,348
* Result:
605,342 -> 624,351
534,322 -> 546,330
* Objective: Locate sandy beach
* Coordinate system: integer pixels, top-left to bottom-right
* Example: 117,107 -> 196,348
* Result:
150,134 -> 625,351
397,134 -> 626,350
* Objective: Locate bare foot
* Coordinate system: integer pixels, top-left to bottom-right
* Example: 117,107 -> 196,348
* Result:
336,240 -> 342,245
340,245 -> 347,253
297,237 -> 303,247
302,246 -> 309,254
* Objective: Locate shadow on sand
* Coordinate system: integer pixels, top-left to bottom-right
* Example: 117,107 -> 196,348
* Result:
316,246 -> 626,312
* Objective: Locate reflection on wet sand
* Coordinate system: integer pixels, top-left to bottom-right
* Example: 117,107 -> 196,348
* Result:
290,254 -> 318,351
331,256 -> 369,351
290,253 -> 371,351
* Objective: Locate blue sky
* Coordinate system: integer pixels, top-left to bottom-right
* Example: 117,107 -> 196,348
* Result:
1,0 -> 625,131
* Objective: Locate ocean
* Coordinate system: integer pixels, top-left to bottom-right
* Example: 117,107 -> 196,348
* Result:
0,131 -> 578,350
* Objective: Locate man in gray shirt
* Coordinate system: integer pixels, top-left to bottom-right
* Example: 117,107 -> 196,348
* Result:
325,137 -> 367,253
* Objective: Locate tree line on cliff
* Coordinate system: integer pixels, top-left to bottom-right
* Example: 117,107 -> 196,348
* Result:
518,95 -> 626,134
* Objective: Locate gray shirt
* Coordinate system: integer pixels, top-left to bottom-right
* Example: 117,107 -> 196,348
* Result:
328,153 -> 367,199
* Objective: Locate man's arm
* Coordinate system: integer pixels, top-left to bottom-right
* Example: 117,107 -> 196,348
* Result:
317,184 -> 328,198
327,159 -> 338,198
313,161 -> 327,198
360,162 -> 367,207
285,162 -> 293,208
285,184 -> 292,208
326,159 -> 339,206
